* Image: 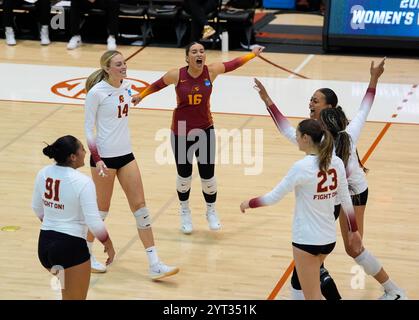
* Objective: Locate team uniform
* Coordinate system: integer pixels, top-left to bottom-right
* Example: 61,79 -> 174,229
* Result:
32,165 -> 109,269
137,52 -> 257,233
249,155 -> 356,252
171,65 -> 215,182
266,87 -> 376,205
85,79 -> 134,168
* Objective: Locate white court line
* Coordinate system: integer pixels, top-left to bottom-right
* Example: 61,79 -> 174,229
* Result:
288,54 -> 314,79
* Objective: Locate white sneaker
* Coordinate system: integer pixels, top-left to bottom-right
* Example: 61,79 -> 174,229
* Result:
149,261 -> 179,281
180,207 -> 193,234
5,27 -> 16,46
107,36 -> 117,50
378,289 -> 408,300
90,255 -> 107,273
40,25 -> 50,46
67,35 -> 82,50
206,209 -> 221,231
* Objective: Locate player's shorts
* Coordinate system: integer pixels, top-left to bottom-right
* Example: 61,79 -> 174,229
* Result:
292,242 -> 336,256
38,230 -> 90,270
333,187 -> 369,219
90,153 -> 135,169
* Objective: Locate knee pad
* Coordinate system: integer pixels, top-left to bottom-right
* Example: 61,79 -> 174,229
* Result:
320,267 -> 342,300
291,267 -> 301,290
133,207 -> 152,229
99,211 -> 108,220
176,175 -> 192,193
201,177 -> 217,195
354,249 -> 382,276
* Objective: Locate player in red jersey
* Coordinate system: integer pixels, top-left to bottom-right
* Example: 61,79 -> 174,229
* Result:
132,42 -> 264,234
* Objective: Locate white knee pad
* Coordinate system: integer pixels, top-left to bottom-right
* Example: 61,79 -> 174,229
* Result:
176,175 -> 192,193
201,177 -> 217,195
99,211 -> 108,220
354,249 -> 382,276
133,207 -> 152,229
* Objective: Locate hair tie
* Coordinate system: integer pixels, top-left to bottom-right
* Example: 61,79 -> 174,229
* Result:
338,130 -> 345,134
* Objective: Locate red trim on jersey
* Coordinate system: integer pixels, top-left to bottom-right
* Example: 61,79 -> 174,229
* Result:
140,78 -> 167,99
223,53 -> 256,73
88,141 -> 101,164
249,197 -> 264,208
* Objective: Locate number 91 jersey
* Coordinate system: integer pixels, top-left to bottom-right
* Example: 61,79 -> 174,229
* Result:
85,80 -> 133,158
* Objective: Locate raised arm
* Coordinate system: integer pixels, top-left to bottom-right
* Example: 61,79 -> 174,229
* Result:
254,78 -> 297,145
347,57 -> 385,144
240,163 -> 300,212
131,68 -> 178,106
208,45 -> 264,81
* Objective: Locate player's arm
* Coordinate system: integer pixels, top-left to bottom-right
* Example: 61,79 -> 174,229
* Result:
254,78 -> 297,145
240,163 -> 300,212
131,68 -> 178,105
347,58 -> 385,144
84,91 -> 108,177
208,45 -> 264,80
80,180 -> 115,265
336,162 -> 363,254
31,171 -> 44,222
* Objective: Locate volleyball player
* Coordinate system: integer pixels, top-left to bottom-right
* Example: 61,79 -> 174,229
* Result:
32,135 -> 115,299
84,50 -> 179,280
240,119 -> 362,300
131,42 -> 264,234
253,58 -> 406,300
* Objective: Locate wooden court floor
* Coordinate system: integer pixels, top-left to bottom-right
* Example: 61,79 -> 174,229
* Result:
0,41 -> 418,300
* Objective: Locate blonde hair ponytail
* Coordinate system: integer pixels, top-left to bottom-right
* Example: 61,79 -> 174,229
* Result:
86,69 -> 106,92
85,50 -> 123,92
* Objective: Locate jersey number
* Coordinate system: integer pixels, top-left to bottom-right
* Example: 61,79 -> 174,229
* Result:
188,94 -> 202,105
117,104 -> 129,118
317,169 -> 337,192
45,178 -> 60,201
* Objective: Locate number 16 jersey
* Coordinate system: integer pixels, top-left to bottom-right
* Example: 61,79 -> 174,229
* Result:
172,66 -> 214,135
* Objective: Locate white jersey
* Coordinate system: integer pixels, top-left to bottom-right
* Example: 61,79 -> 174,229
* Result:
85,79 -> 133,159
32,165 -> 109,243
344,88 -> 375,195
267,87 -> 376,196
249,155 -> 356,245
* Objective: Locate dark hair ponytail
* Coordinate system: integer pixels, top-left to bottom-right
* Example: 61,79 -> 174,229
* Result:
318,88 -> 338,108
42,135 -> 79,166
320,107 -> 368,173
297,119 -> 334,172
320,107 -> 351,167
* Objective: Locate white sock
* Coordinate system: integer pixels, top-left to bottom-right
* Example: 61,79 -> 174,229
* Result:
382,279 -> 400,292
180,200 -> 189,210
206,203 -> 215,211
86,241 -> 93,255
146,246 -> 159,266
291,287 -> 305,300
